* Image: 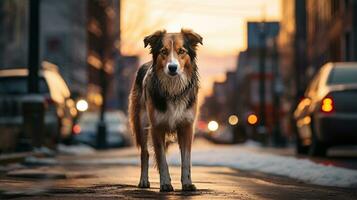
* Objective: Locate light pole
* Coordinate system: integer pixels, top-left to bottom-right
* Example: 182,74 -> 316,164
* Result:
258,21 -> 267,139
271,38 -> 285,147
22,0 -> 45,150
353,0 -> 357,60
96,65 -> 107,149
94,1 -> 108,149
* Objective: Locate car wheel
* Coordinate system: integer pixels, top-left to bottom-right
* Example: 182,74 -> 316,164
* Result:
309,118 -> 327,157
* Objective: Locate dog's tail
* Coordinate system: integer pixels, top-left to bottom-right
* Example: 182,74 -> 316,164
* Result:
128,64 -> 149,148
128,86 -> 142,148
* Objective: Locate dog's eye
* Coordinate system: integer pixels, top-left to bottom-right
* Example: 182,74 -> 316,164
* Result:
178,48 -> 186,55
160,49 -> 168,56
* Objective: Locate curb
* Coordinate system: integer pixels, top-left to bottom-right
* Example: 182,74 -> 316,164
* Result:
0,152 -> 43,165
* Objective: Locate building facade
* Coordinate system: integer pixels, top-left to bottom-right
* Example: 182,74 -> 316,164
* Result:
0,0 -> 28,68
306,0 -> 357,71
0,0 -> 88,94
278,0 -> 307,136
116,55 -> 139,112
41,0 -> 88,95
235,21 -> 280,134
87,0 -> 121,110
0,0 -> 127,111
202,21 -> 281,139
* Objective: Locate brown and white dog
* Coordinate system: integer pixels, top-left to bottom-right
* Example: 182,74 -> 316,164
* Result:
128,29 -> 202,192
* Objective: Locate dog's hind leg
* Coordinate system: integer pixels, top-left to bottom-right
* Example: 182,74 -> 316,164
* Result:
177,123 -> 196,191
129,87 -> 150,188
152,127 -> 173,192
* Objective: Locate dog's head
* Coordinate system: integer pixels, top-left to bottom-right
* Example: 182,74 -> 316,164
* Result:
144,29 -> 202,78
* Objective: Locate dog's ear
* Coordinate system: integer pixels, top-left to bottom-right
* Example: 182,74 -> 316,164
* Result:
181,28 -> 203,47
144,30 -> 166,48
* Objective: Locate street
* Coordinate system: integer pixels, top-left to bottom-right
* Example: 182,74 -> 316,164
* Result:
1,0 -> 357,199
1,139 -> 357,200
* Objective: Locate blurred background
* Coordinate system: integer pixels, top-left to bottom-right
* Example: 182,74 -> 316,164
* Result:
0,0 -> 357,157
1,1 -> 357,198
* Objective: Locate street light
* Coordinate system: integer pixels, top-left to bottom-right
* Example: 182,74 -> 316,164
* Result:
247,114 -> 258,125
228,115 -> 239,126
208,120 -> 219,132
76,99 -> 88,112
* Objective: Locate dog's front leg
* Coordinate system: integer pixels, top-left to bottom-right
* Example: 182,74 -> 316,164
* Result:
177,123 -> 196,191
152,127 -> 173,192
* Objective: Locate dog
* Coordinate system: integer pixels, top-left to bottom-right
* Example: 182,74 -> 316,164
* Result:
128,29 -> 202,192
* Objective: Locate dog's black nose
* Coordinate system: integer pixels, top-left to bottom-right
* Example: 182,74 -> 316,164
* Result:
168,64 -> 178,74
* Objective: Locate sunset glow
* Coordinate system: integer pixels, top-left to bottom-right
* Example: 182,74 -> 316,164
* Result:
121,0 -> 282,98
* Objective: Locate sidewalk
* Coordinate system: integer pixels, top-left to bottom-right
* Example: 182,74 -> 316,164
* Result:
0,152 -> 38,165
0,146 -> 55,165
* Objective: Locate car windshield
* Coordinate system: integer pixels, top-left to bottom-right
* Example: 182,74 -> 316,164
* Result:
0,76 -> 49,94
327,66 -> 357,85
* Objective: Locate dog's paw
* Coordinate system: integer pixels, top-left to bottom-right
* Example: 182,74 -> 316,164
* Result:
182,184 -> 197,191
160,184 -> 174,192
138,179 -> 150,188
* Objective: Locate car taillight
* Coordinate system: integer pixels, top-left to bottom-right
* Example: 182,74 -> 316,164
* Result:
73,124 -> 81,135
321,96 -> 334,113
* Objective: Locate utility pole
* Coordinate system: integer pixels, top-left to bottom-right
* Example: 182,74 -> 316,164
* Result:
258,21 -> 267,138
23,0 -> 45,149
271,38 -> 285,147
97,64 -> 107,149
291,0 -> 307,142
294,0 -> 307,101
96,1 -> 108,149
0,3 -> 4,66
353,0 -> 357,60
28,0 -> 40,93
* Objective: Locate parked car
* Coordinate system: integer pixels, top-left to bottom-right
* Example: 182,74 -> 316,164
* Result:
0,62 -> 75,151
73,111 -> 131,148
294,62 -> 357,156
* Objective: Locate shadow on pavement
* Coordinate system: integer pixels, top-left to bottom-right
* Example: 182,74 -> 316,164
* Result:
1,183 -> 216,200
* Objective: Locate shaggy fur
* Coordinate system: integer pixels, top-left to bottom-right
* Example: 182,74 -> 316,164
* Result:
128,29 -> 202,192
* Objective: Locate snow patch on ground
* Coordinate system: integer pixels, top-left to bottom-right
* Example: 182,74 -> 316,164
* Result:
57,144 -> 95,155
96,144 -> 357,188
241,140 -> 262,148
168,146 -> 357,188
24,156 -> 59,166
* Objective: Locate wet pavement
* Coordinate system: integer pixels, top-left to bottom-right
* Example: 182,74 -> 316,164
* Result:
1,164 -> 357,199
0,140 -> 357,199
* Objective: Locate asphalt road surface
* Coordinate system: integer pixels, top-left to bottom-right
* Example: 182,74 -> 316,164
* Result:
0,140 -> 356,200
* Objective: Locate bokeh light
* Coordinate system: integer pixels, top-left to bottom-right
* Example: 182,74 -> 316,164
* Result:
247,114 -> 258,125
208,120 -> 219,132
228,115 -> 239,125
76,99 -> 89,112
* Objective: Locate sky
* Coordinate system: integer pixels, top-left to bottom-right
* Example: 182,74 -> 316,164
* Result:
121,0 -> 281,98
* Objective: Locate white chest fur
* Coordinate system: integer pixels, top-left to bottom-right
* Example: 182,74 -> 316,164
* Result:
154,101 -> 194,129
